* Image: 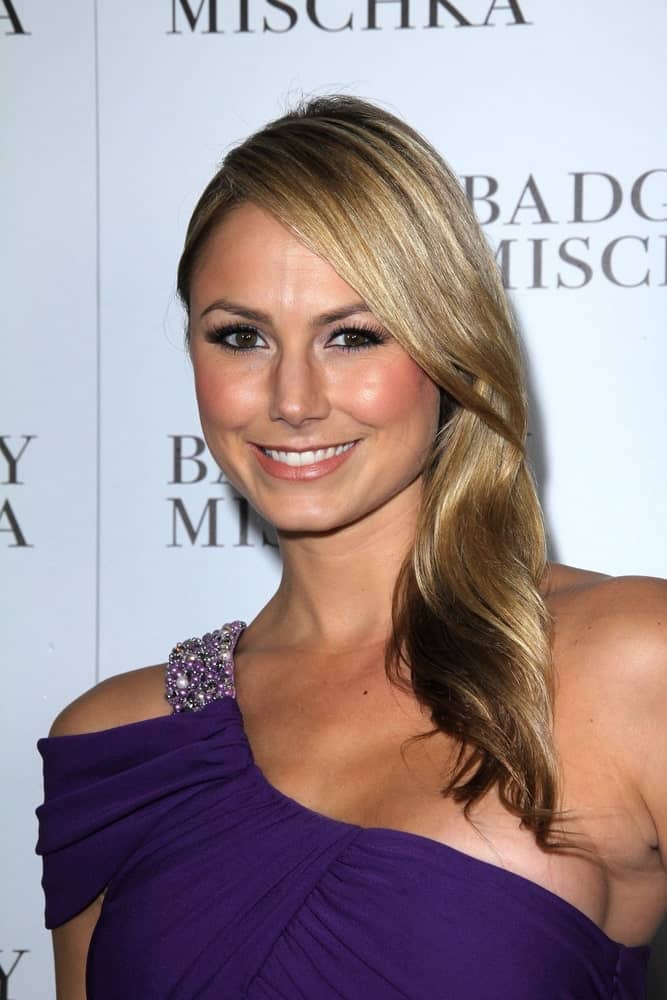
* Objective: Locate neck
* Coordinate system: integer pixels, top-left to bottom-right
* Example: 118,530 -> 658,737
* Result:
251,481 -> 422,654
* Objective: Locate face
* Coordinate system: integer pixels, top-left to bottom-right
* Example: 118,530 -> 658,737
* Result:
188,203 -> 441,536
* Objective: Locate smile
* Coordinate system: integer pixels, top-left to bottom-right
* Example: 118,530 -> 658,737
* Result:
260,441 -> 357,467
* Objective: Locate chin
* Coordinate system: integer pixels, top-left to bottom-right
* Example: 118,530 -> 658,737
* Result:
267,512 -> 348,535
258,500 -> 357,535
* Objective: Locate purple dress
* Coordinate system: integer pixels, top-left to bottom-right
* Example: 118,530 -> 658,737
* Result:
36,622 -> 650,998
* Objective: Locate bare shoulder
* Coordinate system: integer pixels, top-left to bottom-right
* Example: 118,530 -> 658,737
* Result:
544,560 -> 667,673
49,663 -> 172,738
547,562 -> 667,786
547,562 -> 667,856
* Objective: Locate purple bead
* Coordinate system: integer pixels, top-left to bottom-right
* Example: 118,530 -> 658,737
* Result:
165,619 -> 246,713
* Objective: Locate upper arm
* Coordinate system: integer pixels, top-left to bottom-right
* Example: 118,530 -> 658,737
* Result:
51,895 -> 105,1000
616,577 -> 667,860
47,663 -> 170,995
576,575 -> 667,858
49,662 -> 171,738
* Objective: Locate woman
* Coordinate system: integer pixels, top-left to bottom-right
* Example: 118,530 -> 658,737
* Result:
37,96 -> 666,998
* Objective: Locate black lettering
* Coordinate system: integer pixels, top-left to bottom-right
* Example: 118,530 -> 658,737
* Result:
262,525 -> 279,547
366,0 -> 413,30
167,497 -> 224,547
168,435 -> 208,484
0,434 -> 35,484
463,175 -> 500,224
528,238 -> 548,289
0,950 -> 29,997
0,0 -> 29,34
601,236 -> 650,288
426,0 -> 471,27
483,0 -> 531,25
556,237 -> 592,289
306,0 -> 352,30
168,0 -> 221,34
0,499 -> 31,546
631,170 -> 667,222
493,239 -> 517,289
570,172 -> 622,223
507,175 -> 555,225
236,0 -> 254,31
234,496 -> 254,546
263,0 -> 297,31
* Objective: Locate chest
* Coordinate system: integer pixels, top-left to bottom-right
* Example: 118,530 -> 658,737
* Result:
89,741 -> 641,1000
235,650 -> 657,944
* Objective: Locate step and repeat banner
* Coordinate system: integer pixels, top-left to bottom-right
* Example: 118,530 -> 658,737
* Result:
3,1 -> 666,996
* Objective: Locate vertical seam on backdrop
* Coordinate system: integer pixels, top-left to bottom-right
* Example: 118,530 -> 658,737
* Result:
93,0 -> 101,684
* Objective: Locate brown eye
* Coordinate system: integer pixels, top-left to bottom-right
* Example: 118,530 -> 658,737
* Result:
231,330 -> 259,349
328,326 -> 387,351
342,331 -> 366,347
205,325 -> 267,352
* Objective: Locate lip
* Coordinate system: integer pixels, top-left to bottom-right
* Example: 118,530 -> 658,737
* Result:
253,440 -> 357,452
249,440 -> 360,481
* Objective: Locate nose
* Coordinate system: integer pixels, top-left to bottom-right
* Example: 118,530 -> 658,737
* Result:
268,349 -> 330,426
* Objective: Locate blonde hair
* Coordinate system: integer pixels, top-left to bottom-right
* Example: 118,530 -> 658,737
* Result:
177,95 -> 563,848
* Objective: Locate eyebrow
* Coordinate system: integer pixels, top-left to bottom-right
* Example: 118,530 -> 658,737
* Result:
198,297 -> 373,327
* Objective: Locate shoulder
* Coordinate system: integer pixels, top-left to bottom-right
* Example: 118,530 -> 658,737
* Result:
49,663 -> 171,738
545,562 -> 667,700
546,562 -> 667,849
544,561 -> 667,672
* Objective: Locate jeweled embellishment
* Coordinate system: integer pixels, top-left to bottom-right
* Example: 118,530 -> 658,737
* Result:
166,620 -> 246,713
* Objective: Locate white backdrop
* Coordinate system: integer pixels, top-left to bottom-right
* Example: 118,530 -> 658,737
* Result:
2,1 -> 666,996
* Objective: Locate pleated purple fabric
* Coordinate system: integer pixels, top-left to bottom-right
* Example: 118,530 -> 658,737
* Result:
36,624 -> 650,999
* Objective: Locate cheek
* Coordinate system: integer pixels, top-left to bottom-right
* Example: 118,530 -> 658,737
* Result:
194,365 -> 258,431
341,358 -> 439,434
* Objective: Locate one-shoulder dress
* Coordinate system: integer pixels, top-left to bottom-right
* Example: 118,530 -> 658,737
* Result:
36,622 -> 651,998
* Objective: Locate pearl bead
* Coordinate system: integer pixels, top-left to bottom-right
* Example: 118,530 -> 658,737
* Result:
165,621 -> 245,714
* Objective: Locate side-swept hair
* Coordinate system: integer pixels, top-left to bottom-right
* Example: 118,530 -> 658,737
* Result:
177,95 -> 564,848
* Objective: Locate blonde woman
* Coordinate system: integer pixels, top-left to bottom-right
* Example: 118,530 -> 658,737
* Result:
37,96 -> 666,999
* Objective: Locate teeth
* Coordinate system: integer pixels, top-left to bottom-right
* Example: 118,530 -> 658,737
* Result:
263,441 -> 356,467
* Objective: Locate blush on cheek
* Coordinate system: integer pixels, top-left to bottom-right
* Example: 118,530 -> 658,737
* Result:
349,358 -> 438,426
194,370 -> 222,415
194,368 -> 258,430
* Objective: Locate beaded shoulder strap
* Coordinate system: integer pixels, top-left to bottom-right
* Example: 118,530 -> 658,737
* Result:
166,620 -> 247,713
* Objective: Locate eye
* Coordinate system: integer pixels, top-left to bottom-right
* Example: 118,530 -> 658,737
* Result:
205,324 -> 267,352
328,325 -> 388,351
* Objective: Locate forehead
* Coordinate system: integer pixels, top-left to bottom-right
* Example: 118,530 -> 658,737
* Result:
190,203 -> 357,318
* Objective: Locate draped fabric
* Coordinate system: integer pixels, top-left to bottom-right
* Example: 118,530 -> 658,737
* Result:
36,626 -> 650,999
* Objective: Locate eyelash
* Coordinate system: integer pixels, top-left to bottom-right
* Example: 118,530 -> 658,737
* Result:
204,323 -> 388,354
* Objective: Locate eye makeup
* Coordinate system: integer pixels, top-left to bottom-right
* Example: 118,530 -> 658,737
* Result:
203,322 -> 389,354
